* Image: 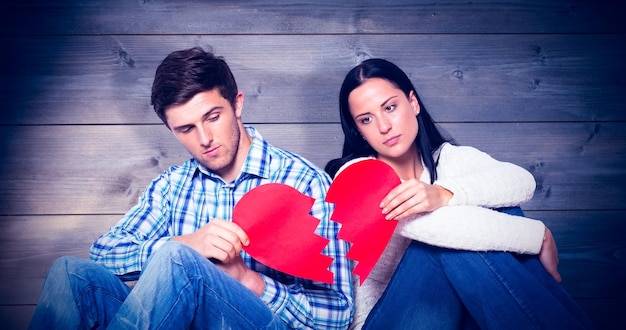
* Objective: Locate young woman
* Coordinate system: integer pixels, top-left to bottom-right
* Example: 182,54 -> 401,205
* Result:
326,59 -> 594,329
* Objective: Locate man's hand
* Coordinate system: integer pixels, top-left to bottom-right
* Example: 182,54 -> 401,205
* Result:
539,227 -> 562,282
215,255 -> 265,295
380,179 -> 453,221
172,218 -> 249,263
172,219 -> 265,294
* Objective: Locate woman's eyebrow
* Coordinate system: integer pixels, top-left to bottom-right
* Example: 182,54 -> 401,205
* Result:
380,96 -> 397,107
353,111 -> 371,120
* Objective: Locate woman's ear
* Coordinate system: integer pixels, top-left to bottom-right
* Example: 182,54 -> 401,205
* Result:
409,91 -> 420,115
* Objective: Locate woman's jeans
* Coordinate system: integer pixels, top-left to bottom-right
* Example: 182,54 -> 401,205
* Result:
363,208 -> 595,329
28,242 -> 288,330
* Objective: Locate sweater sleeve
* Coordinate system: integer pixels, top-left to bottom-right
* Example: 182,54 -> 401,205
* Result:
404,144 -> 544,254
396,205 -> 545,254
434,144 -> 536,208
336,152 -> 545,254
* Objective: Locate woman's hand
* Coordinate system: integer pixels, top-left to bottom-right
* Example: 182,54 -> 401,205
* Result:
539,227 -> 562,282
172,218 -> 249,263
380,179 -> 453,221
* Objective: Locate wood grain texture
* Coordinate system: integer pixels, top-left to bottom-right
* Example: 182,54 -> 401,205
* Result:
0,122 -> 623,215
575,299 -> 626,330
0,305 -> 36,330
525,211 -> 626,299
0,0 -> 624,328
0,0 -> 624,35
0,215 -> 120,305
1,34 -> 625,125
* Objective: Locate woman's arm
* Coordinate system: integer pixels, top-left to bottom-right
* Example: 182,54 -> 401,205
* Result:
396,205 -> 561,282
396,205 -> 545,254
379,144 -> 535,221
434,144 -> 536,208
335,152 -> 560,281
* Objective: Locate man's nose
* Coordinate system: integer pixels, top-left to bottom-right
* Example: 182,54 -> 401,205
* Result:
198,125 -> 212,146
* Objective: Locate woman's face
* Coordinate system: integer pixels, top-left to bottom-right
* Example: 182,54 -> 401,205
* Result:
348,78 -> 420,162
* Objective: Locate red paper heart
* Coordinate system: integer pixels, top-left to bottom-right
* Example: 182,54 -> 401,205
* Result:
326,159 -> 401,285
233,183 -> 334,284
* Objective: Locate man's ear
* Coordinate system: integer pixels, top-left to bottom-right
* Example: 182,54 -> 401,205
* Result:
234,92 -> 245,118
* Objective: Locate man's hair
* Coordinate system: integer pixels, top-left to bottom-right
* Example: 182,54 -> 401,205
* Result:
151,47 -> 239,125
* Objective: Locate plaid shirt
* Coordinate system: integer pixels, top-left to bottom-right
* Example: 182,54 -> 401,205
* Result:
90,126 -> 353,329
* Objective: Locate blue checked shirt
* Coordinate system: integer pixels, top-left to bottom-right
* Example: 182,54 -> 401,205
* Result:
90,126 -> 353,329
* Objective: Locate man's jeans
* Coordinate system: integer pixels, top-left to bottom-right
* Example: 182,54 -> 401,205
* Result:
363,207 -> 595,329
29,242 -> 288,330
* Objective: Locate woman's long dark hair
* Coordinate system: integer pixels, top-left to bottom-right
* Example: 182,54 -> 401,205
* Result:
325,58 -> 451,183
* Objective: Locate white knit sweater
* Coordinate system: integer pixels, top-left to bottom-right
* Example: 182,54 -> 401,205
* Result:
341,143 -> 546,329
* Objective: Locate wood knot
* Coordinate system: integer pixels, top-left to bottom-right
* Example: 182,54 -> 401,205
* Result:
117,49 -> 135,68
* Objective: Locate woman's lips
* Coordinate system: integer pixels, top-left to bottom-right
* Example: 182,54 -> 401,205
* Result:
383,135 -> 400,146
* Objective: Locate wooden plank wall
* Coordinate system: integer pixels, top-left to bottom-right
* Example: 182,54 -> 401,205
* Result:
0,1 -> 625,328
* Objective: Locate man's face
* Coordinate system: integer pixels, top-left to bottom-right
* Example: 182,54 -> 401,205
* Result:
165,89 -> 248,181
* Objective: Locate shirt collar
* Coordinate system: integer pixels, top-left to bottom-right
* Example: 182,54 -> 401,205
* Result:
239,126 -> 271,180
194,125 -> 271,182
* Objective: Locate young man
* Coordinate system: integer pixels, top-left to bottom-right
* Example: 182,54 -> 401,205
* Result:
29,47 -> 353,329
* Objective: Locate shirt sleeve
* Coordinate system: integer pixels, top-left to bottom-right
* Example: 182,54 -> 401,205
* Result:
257,173 -> 354,329
434,144 -> 536,208
89,172 -> 173,275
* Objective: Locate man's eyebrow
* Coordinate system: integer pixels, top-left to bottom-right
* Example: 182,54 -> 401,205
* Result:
171,107 -> 224,131
203,107 -> 223,117
171,123 -> 192,131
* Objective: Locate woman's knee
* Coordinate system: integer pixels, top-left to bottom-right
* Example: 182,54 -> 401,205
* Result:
403,241 -> 443,264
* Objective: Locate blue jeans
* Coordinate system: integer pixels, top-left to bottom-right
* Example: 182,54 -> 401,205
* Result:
363,208 -> 595,329
29,242 -> 288,330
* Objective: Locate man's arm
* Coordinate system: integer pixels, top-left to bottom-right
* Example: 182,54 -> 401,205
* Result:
90,173 -> 173,274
